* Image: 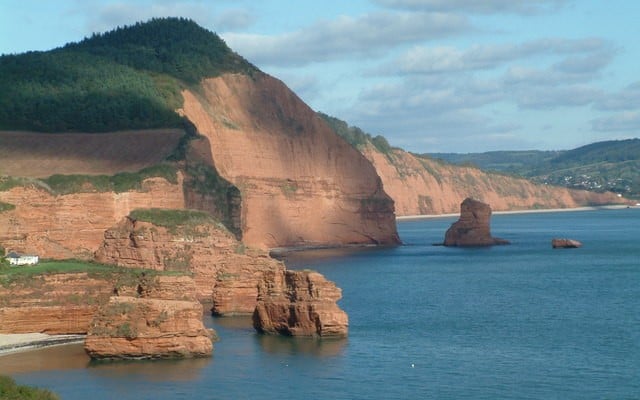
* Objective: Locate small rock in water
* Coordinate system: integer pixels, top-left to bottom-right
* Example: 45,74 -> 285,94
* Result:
551,238 -> 582,249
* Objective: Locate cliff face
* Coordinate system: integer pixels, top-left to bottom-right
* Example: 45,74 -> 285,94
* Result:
0,177 -> 186,259
253,269 -> 348,337
85,276 -> 214,360
179,73 -> 399,249
95,215 -> 285,309
0,130 -> 183,178
0,272 -> 113,334
361,145 -> 625,216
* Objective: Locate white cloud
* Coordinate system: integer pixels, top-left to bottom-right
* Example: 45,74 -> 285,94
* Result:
511,84 -> 602,110
222,11 -> 471,67
594,82 -> 640,111
592,111 -> 640,132
373,0 -> 570,15
212,8 -> 254,31
385,38 -> 613,75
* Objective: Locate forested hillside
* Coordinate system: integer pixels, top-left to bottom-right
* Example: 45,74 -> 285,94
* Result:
0,17 -> 255,132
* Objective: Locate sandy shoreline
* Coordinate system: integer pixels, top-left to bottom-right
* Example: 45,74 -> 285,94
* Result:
0,333 -> 85,356
397,205 -> 634,221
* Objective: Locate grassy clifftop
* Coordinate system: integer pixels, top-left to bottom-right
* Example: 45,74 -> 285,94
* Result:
0,17 -> 256,132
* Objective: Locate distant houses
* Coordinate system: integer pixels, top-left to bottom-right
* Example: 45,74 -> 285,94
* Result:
4,252 -> 39,266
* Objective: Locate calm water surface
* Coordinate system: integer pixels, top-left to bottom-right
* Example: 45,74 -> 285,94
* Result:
1,209 -> 639,399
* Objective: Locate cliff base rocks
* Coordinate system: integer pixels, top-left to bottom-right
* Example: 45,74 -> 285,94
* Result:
444,198 -> 509,247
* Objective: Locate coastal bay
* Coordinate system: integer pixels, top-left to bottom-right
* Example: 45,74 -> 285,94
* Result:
2,208 -> 638,399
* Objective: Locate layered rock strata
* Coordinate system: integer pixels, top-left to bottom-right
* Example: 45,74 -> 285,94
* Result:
85,276 -> 213,360
95,214 -> 285,309
179,73 -> 399,249
0,176 -> 186,259
0,272 -> 114,334
444,198 -> 509,247
253,270 -> 348,337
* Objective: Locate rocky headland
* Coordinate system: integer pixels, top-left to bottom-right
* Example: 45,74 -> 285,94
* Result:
178,72 -> 400,249
94,209 -> 291,315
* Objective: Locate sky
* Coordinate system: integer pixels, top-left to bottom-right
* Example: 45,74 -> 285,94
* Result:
1,0 -> 639,153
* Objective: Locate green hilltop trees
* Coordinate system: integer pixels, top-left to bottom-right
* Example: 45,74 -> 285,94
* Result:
0,17 -> 256,132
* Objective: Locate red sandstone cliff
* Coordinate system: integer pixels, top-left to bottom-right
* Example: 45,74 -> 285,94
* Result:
0,272 -> 113,334
178,73 -> 400,249
361,144 -> 625,216
253,269 -> 348,337
444,198 -> 509,246
84,276 -> 214,360
0,269 -> 197,336
95,213 -> 284,310
0,176 -> 186,259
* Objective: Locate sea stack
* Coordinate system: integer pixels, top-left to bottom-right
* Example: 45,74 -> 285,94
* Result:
253,270 -> 349,337
443,198 -> 509,247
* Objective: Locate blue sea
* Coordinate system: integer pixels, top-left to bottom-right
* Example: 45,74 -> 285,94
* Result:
1,209 -> 639,399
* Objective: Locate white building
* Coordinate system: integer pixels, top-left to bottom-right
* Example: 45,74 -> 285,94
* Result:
5,252 -> 39,266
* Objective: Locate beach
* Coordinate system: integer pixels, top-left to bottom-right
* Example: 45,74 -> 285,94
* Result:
0,333 -> 85,356
397,204 -> 634,221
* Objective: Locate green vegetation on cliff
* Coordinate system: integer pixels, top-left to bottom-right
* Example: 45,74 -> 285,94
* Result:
129,208 -> 219,230
0,201 -> 15,213
0,260 -> 187,288
0,375 -> 59,400
42,163 -> 178,195
318,112 -> 393,154
0,17 -> 255,132
0,164 -> 178,195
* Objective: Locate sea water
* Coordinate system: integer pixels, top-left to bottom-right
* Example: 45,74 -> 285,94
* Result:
1,209 -> 638,399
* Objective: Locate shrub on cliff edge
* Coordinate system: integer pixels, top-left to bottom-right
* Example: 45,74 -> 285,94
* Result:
0,375 -> 59,400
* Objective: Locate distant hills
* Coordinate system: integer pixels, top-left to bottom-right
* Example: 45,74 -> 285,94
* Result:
429,139 -> 640,199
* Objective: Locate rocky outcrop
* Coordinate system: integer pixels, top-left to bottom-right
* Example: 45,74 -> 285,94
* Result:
552,238 -> 582,248
84,275 -> 213,360
179,73 -> 399,249
95,213 -> 285,309
253,269 -> 348,337
211,253 -> 286,315
360,144 -> 626,216
0,272 -> 114,334
444,198 -> 509,247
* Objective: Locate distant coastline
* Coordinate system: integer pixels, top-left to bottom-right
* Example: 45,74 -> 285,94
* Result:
397,204 -> 635,221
